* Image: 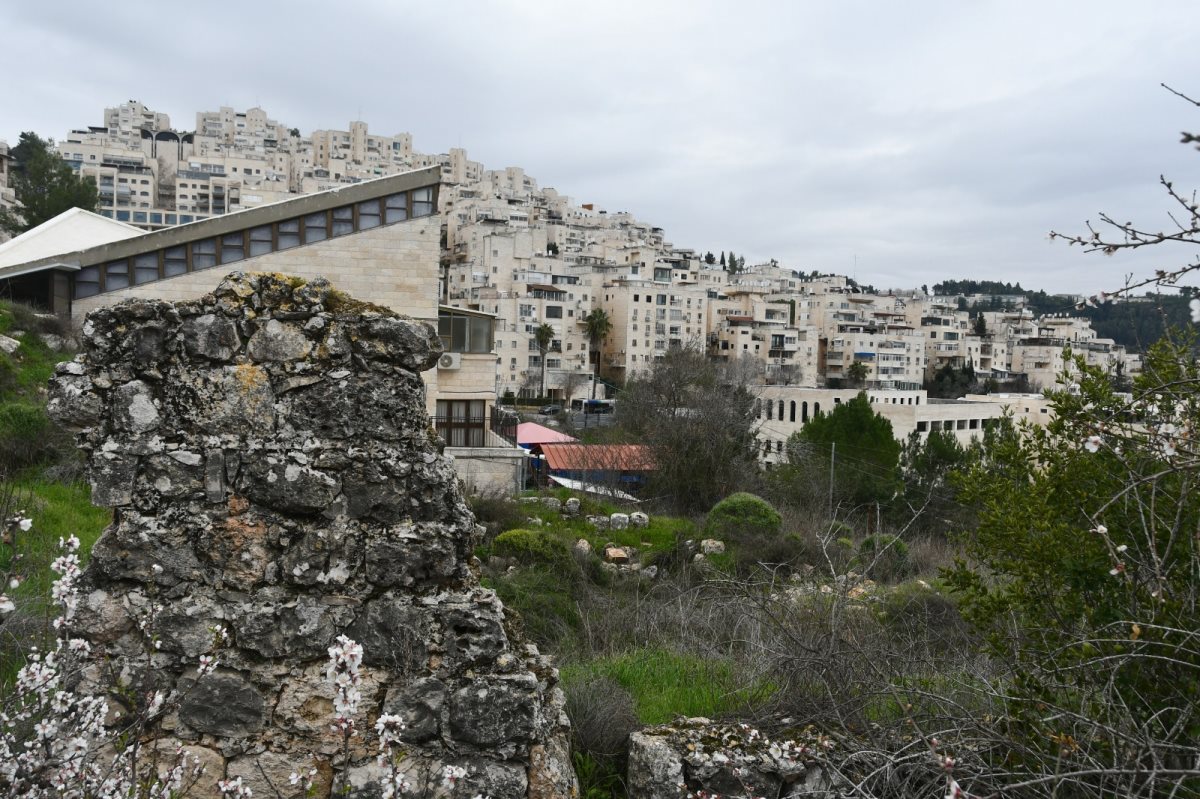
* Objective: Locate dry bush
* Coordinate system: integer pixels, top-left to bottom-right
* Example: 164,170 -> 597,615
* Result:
562,673 -> 639,763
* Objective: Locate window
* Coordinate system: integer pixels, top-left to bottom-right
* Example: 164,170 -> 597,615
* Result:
249,225 -> 273,257
75,266 -> 101,298
105,260 -> 130,290
358,199 -> 381,229
221,232 -> 245,264
332,206 -> 354,237
164,246 -> 187,277
385,192 -> 408,224
413,187 -> 434,216
434,399 -> 486,447
305,211 -> 328,243
133,253 -> 158,284
191,238 -> 217,270
278,218 -> 301,249
545,306 -> 562,319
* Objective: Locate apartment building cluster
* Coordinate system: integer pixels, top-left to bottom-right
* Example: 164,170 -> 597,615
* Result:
25,101 -> 1133,404
46,100 -> 446,230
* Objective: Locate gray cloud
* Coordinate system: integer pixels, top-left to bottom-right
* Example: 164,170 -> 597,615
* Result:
3,0 -> 1198,294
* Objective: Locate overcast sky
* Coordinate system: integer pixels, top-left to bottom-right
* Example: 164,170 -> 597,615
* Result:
3,0 -> 1198,295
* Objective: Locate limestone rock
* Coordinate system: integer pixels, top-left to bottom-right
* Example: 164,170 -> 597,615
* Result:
700,539 -> 725,555
51,272 -> 576,799
609,512 -> 629,530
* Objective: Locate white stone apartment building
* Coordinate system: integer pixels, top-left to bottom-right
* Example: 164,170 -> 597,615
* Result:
752,386 -> 1008,465
46,100 -> 1136,398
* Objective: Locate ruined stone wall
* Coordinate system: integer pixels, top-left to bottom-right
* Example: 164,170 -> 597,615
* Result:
48,272 -> 576,799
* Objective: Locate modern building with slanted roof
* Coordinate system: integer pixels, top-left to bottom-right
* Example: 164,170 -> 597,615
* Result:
0,167 -> 526,493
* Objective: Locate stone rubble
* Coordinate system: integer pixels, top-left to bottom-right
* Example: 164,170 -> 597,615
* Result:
48,272 -> 577,799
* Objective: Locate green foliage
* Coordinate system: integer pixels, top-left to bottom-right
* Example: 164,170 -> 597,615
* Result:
492,528 -> 571,568
945,333 -> 1200,762
561,648 -> 769,724
926,362 -> 977,398
898,428 -> 982,536
846,360 -> 869,386
489,568 -> 580,649
789,392 -> 901,507
857,535 -> 910,581
705,492 -> 781,540
0,402 -> 53,473
0,132 -> 99,236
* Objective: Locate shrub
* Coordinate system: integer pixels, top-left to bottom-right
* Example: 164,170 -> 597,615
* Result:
858,534 -> 911,582
705,492 -> 781,541
562,673 -> 639,763
468,491 -> 527,540
492,528 -> 571,568
0,401 -> 64,474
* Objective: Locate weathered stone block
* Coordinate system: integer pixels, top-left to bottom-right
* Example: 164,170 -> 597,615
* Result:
178,672 -> 265,738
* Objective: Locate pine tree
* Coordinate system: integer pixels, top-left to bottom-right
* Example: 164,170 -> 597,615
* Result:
0,132 -> 99,236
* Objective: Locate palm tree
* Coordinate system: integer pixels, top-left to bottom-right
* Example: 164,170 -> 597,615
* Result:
582,308 -> 613,399
534,323 -> 555,399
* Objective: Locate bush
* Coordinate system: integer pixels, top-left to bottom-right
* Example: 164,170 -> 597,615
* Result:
705,492 -> 781,541
0,401 -> 64,475
562,673 -> 639,762
492,528 -> 571,568
858,534 -> 911,582
468,492 -> 527,540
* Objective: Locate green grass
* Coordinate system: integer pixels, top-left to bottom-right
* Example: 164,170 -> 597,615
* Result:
3,479 -> 110,599
562,647 -> 773,724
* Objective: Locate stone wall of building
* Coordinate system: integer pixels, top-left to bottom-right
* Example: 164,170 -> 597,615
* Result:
70,217 -> 440,325
48,272 -> 576,799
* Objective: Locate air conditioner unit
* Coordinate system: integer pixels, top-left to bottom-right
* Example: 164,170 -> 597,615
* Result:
437,352 -> 462,370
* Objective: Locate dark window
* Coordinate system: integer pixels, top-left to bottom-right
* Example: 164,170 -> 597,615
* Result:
278,218 -> 301,249
221,232 -> 245,264
191,238 -> 217,270
332,206 -> 353,236
75,266 -> 101,298
385,192 -> 408,224
133,252 -> 158,284
790,401 -> 796,422
358,199 -> 381,229
164,246 -> 187,277
105,260 -> 129,290
305,211 -> 328,243
434,399 -> 486,447
249,225 -> 273,257
412,187 -> 434,216
545,306 -> 563,319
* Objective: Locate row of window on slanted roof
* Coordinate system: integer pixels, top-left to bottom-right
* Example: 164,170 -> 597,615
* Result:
74,187 -> 435,299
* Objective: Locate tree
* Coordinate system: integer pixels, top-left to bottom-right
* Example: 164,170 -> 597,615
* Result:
0,132 -> 99,236
618,346 -> 758,513
784,392 -> 901,508
534,323 -> 555,399
547,241 -> 560,256
846,360 -> 869,387
946,340 -> 1200,787
582,308 -> 612,399
719,251 -> 726,269
972,314 -> 988,337
703,251 -> 716,265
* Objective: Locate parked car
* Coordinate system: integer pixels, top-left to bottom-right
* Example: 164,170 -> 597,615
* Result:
540,404 -> 562,415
